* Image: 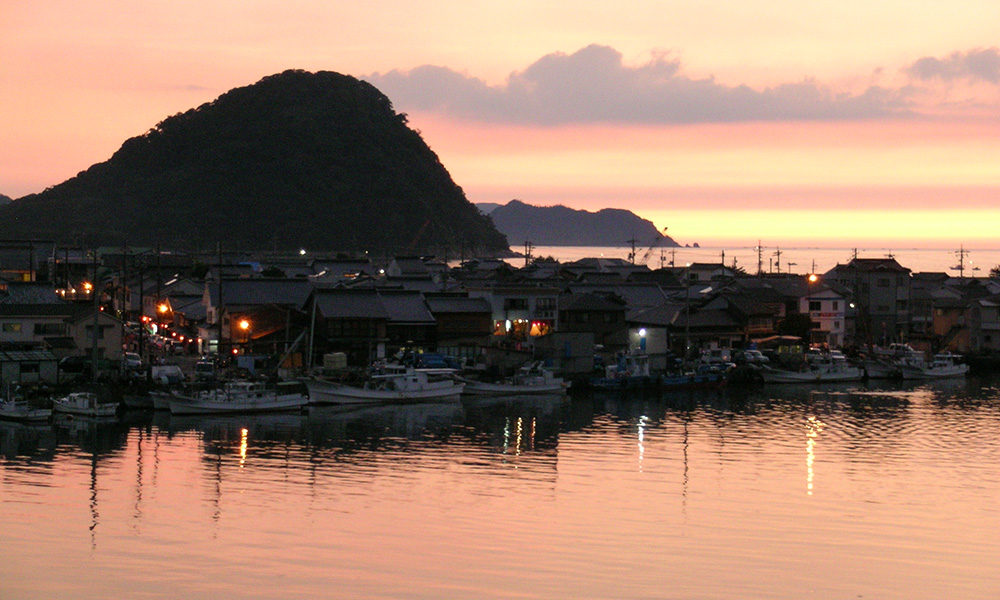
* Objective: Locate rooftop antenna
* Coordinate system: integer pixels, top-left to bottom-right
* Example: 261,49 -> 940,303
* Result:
773,247 -> 783,274
756,241 -> 765,276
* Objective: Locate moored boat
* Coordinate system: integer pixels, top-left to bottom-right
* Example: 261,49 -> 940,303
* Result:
899,352 -> 969,379
458,362 -> 569,395
304,369 -> 464,405
760,350 -> 863,383
167,380 -> 310,415
0,400 -> 52,422
52,392 -> 118,417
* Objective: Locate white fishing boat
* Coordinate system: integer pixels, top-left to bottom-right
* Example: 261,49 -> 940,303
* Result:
167,380 -> 310,415
304,368 -> 464,405
0,385 -> 52,422
457,362 -> 569,396
0,400 -> 52,422
899,352 -> 969,380
760,350 -> 863,383
52,392 -> 118,417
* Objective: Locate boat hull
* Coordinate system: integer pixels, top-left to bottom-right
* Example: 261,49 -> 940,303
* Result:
459,379 -> 568,396
305,378 -> 464,405
52,402 -> 118,417
899,364 -> 969,380
168,393 -> 309,415
0,404 -> 52,422
760,366 -> 863,383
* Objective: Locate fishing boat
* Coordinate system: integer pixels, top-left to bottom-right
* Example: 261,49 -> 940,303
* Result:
304,368 -> 464,405
659,366 -> 730,391
760,350 -> 863,383
0,401 -> 51,422
52,392 -> 118,417
899,351 -> 969,379
457,362 -> 569,395
167,380 -> 310,415
591,352 -> 658,388
0,385 -> 52,422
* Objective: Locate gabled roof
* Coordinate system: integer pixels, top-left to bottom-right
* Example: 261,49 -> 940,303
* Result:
828,257 -> 911,274
377,290 -> 435,324
313,288 -> 389,320
627,303 -> 684,326
565,282 -> 669,309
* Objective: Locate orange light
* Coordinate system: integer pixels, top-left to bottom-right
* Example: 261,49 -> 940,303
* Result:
239,319 -> 250,331
232,348 -> 239,355
157,303 -> 168,313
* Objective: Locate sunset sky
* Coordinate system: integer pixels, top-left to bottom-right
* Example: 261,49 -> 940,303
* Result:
4,1 -> 1000,248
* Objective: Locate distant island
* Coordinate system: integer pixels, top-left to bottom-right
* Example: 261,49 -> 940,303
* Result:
484,199 -> 681,247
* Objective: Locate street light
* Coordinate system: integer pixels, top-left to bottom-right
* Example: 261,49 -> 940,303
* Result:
239,318 -> 251,354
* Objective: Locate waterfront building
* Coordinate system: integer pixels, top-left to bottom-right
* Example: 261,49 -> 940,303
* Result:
825,257 -> 911,346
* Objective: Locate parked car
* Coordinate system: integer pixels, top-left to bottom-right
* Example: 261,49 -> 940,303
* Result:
122,352 -> 143,370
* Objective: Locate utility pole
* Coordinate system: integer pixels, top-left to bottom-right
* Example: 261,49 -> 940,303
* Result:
91,247 -> 100,385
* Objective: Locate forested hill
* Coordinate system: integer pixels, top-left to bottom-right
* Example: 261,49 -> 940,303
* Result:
488,200 -> 680,247
0,70 -> 510,255
0,194 -> 11,206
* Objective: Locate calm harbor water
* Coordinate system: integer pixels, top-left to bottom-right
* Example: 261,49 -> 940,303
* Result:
2,379 -> 1000,599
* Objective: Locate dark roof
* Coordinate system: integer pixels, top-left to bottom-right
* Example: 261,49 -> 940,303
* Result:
377,290 -> 435,324
559,292 -> 626,312
565,283 -> 668,309
0,346 -> 58,362
627,303 -> 684,326
0,282 -> 64,304
671,308 -> 742,329
208,278 -> 313,308
425,295 -> 493,314
0,303 -> 78,317
828,257 -> 911,274
314,288 -> 388,320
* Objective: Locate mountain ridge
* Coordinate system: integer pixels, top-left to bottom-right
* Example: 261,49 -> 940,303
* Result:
0,70 -> 510,255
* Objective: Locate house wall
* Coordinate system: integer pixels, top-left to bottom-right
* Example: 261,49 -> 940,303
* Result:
0,316 -> 69,345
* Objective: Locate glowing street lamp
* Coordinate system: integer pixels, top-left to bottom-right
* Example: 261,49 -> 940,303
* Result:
239,318 -> 251,354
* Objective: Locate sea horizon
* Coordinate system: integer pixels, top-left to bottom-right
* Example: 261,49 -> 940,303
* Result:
513,244 -> 1000,276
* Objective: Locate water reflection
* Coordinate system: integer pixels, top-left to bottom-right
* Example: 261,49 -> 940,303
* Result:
3,379 -> 1000,600
805,415 -> 824,496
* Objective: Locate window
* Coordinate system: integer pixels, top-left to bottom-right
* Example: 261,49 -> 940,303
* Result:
504,298 -> 528,310
2,323 -> 22,333
536,298 -> 556,311
833,322 -> 840,330
877,278 -> 890,287
20,362 -> 40,374
832,301 -> 839,311
34,323 -> 66,335
809,300 -> 821,312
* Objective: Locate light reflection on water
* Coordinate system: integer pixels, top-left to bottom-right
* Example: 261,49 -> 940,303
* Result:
2,380 -> 1000,599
